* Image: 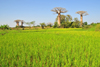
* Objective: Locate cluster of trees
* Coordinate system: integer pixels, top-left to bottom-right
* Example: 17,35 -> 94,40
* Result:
51,7 -> 88,27
25,21 -> 53,29
53,15 -> 82,28
14,17 -> 87,29
0,24 -> 11,30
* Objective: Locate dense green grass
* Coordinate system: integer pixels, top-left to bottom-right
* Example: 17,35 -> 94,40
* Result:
0,28 -> 100,67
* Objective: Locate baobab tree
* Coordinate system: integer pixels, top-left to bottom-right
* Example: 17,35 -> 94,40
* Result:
21,20 -> 24,26
14,20 -> 24,27
14,20 -> 21,26
76,11 -> 88,27
51,7 -> 68,26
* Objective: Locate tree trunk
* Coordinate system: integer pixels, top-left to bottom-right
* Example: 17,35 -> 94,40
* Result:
58,13 -> 61,26
80,14 -> 83,27
16,22 -> 19,26
21,22 -> 23,26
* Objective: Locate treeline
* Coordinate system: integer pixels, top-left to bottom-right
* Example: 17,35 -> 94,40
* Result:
0,25 -> 11,30
1,14 -> 100,30
53,14 -> 87,28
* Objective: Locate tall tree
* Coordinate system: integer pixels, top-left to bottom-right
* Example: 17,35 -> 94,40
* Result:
14,20 -> 22,26
56,15 -> 66,24
76,11 -> 88,27
51,7 -> 68,26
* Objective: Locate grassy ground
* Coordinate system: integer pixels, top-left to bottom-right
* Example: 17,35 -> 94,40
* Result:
0,28 -> 100,67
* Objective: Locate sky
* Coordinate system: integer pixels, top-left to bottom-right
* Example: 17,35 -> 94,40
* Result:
0,0 -> 100,27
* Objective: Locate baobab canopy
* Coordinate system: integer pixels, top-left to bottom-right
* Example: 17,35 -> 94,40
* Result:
51,7 -> 68,14
14,19 -> 22,22
14,19 -> 24,26
76,11 -> 88,16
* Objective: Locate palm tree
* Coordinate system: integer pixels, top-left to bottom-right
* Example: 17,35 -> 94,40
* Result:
76,11 -> 88,27
51,7 -> 68,26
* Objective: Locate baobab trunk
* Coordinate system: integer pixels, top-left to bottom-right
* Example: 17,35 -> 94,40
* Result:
58,13 -> 61,26
21,21 -> 23,26
16,22 -> 19,26
80,14 -> 83,27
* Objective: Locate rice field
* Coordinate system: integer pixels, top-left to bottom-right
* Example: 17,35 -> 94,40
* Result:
0,28 -> 100,67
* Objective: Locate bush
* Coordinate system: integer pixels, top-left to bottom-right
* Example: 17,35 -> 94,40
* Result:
71,22 -> 80,28
40,23 -> 46,29
53,22 -> 58,28
36,25 -> 40,27
0,24 -> 10,30
47,22 -> 53,27
83,22 -> 88,25
82,25 -> 93,29
95,24 -> 100,31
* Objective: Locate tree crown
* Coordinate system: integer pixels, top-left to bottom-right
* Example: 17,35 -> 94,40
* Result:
76,11 -> 88,16
51,7 -> 68,14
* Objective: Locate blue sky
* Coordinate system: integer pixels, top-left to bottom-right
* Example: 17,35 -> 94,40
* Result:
0,0 -> 100,27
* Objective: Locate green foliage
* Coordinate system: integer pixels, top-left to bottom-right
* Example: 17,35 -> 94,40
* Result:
53,22 -> 58,28
82,25 -> 93,29
95,24 -> 100,31
61,21 -> 70,28
40,22 -> 46,29
0,24 -> 10,30
83,22 -> 88,25
56,15 -> 66,23
25,21 -> 35,27
47,22 -> 53,27
56,15 -> 72,24
55,15 -> 81,28
71,18 -> 80,28
91,23 -> 97,26
0,29 -> 100,67
66,14 -> 72,22
36,25 -> 40,27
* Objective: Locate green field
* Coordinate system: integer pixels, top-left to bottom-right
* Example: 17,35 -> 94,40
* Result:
0,28 -> 100,67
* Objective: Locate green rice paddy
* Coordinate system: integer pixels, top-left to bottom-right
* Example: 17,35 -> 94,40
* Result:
0,28 -> 100,67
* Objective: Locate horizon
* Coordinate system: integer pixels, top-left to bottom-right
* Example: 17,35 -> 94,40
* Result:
0,0 -> 100,27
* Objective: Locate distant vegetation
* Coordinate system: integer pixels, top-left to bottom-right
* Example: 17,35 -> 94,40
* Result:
82,22 -> 100,31
1,22 -> 100,31
0,24 -> 11,30
53,15 -> 80,28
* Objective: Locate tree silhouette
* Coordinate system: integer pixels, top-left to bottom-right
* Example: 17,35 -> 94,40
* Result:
51,7 -> 68,26
14,20 -> 22,26
76,11 -> 88,27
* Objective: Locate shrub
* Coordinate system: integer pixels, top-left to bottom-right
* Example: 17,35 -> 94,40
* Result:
82,25 -> 93,29
53,22 -> 58,28
71,22 -> 80,28
40,23 -> 46,29
0,24 -> 10,30
36,25 -> 40,27
95,24 -> 100,31
47,22 -> 53,27
83,22 -> 88,25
